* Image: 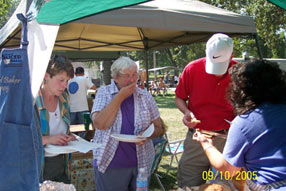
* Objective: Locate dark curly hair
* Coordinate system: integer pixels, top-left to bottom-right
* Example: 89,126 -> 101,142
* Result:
227,59 -> 286,115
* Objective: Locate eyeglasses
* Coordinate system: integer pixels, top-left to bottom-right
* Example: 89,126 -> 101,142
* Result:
119,72 -> 138,80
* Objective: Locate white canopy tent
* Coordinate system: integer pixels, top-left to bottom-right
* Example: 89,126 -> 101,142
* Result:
0,0 -> 258,95
148,66 -> 177,72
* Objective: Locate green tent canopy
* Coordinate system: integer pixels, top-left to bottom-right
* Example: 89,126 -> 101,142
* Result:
37,0 -> 151,24
268,0 -> 286,10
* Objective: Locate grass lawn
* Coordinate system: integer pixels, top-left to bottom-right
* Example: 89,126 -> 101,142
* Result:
149,89 -> 187,191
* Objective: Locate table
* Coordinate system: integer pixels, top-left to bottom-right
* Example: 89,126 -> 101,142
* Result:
70,124 -> 94,133
70,124 -> 94,140
87,89 -> 97,96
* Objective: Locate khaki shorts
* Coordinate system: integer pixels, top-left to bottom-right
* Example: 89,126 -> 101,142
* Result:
177,130 -> 226,187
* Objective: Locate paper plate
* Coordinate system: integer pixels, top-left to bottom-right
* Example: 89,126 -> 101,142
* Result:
111,134 -> 146,143
142,123 -> 154,137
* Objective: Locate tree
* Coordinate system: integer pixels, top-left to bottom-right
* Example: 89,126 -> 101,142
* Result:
0,0 -> 20,28
200,0 -> 286,58
0,0 -> 12,27
122,0 -> 286,81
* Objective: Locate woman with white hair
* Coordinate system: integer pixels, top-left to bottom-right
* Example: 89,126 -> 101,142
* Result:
91,56 -> 163,191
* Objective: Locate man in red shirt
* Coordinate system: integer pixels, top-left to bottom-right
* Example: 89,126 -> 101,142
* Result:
175,33 -> 237,187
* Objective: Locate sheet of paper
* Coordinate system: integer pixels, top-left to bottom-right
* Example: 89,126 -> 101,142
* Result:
45,134 -> 100,156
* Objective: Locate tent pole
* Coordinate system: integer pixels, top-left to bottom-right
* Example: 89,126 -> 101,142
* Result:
254,33 -> 263,60
26,0 -> 33,13
103,60 -> 112,85
153,51 -> 157,81
145,50 -> 149,90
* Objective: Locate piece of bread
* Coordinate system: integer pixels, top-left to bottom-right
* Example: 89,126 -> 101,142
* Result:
191,119 -> 201,123
199,184 -> 224,191
232,177 -> 246,191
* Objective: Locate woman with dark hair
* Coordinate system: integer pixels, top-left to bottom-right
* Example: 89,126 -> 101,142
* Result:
193,60 -> 286,190
36,55 -> 76,183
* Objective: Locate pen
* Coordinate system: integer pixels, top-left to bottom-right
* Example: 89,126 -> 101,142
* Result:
224,119 -> 232,124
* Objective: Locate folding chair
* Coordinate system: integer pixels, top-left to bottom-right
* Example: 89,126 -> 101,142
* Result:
151,137 -> 168,191
83,112 -> 92,131
164,133 -> 185,176
82,112 -> 95,141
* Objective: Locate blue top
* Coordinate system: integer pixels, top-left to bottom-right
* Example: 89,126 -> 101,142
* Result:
108,95 -> 137,168
223,103 -> 286,185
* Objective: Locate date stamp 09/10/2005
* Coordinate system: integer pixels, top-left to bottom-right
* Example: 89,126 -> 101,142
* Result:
202,170 -> 257,181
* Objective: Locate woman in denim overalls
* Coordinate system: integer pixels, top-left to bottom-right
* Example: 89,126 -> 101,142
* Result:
0,14 -> 42,191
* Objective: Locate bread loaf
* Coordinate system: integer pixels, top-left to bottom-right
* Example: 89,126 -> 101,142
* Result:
199,184 -> 224,191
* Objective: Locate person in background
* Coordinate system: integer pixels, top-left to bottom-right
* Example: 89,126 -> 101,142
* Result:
175,33 -> 237,187
174,75 -> 179,85
91,56 -> 163,191
137,80 -> 145,90
137,75 -> 145,90
164,72 -> 169,84
68,66 -> 97,125
36,55 -> 76,183
152,117 -> 168,146
193,60 -> 286,190
149,80 -> 159,95
157,77 -> 167,96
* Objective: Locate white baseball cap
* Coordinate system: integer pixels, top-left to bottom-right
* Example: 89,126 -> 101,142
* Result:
205,33 -> 233,75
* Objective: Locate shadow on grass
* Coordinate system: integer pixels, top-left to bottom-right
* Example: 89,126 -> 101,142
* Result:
150,169 -> 179,191
149,152 -> 181,191
153,93 -> 176,109
150,90 -> 182,190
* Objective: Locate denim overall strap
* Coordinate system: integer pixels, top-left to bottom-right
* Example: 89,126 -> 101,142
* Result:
17,13 -> 29,49
0,13 -> 42,191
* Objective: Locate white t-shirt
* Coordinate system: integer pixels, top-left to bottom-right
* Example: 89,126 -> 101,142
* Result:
68,76 -> 94,112
47,101 -> 68,157
48,101 -> 67,136
174,75 -> 179,82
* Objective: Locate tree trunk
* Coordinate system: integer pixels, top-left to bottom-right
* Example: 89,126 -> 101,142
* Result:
102,60 -> 112,85
165,48 -> 179,76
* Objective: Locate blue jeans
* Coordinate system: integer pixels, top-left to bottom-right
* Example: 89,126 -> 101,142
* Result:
94,167 -> 138,191
0,14 -> 42,190
70,111 -> 87,125
70,111 -> 89,138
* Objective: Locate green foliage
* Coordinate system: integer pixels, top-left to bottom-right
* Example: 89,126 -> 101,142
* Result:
122,43 -> 206,72
200,0 -> 286,58
124,0 -> 286,73
85,60 -> 100,68
0,0 -> 12,26
0,0 -> 20,28
2,0 -> 283,69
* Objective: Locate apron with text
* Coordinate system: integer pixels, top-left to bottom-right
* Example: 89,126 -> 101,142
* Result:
0,14 -> 42,191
